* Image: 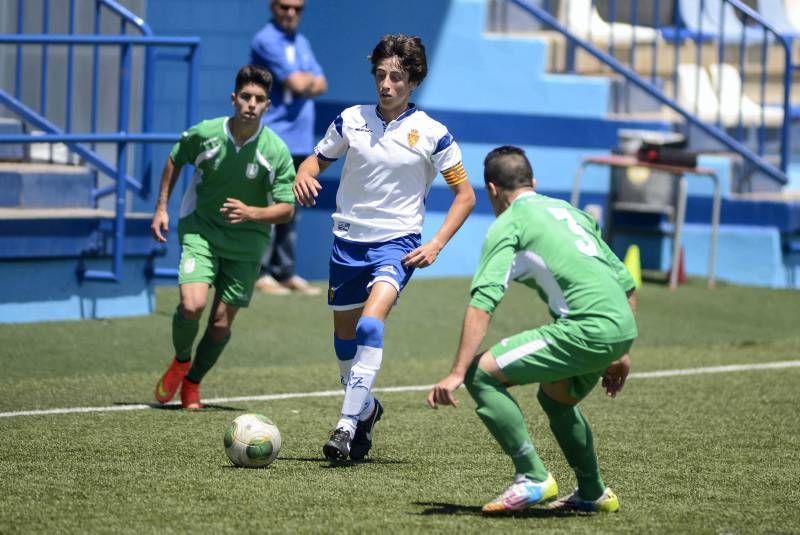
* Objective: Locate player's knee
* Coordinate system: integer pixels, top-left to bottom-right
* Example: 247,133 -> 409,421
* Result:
355,316 -> 384,348
207,323 -> 231,342
179,302 -> 204,321
537,386 -> 578,420
539,381 -> 580,408
464,361 -> 503,398
476,351 -> 501,374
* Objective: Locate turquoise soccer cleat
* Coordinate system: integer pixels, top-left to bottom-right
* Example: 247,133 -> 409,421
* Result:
481,473 -> 559,513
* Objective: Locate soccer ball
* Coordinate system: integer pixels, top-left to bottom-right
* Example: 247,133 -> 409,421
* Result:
224,413 -> 282,468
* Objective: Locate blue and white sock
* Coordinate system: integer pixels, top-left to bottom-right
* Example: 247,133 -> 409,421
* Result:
334,333 -> 374,419
337,317 -> 384,434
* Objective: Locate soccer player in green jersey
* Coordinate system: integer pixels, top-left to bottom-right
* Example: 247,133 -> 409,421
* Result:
427,146 -> 636,514
150,65 -> 296,409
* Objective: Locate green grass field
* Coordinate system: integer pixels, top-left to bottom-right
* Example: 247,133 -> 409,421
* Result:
1,278 -> 799,534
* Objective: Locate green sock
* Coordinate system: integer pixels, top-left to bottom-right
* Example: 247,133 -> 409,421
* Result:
537,388 -> 605,500
464,364 -> 549,482
172,307 -> 199,362
185,331 -> 230,383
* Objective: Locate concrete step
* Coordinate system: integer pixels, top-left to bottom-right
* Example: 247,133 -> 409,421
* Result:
0,207 -> 154,259
532,30 -> 800,82
0,162 -> 93,208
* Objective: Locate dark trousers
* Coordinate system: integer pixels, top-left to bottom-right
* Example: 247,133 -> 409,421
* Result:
261,154 -> 306,282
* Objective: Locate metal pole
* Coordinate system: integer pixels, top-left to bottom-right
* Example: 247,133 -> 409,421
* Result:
65,0 -> 76,134
15,0 -> 24,100
140,46 -> 156,198
114,41 -> 132,280
91,2 -> 102,206
779,37 -> 792,174
670,176 -> 687,291
40,0 -> 49,118
708,173 -> 720,289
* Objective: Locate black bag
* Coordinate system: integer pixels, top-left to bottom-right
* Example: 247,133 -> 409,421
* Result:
637,142 -> 698,168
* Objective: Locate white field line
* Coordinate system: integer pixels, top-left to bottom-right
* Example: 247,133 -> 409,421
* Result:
1,359 -> 799,420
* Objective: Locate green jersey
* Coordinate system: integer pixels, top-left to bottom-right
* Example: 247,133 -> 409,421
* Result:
470,191 -> 637,343
171,117 -> 296,262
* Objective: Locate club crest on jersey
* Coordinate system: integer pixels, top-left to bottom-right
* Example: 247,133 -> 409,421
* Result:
201,137 -> 221,151
182,257 -> 196,274
246,163 -> 258,179
407,129 -> 420,148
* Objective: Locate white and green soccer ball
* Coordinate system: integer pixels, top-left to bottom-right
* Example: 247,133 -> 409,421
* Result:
224,413 -> 282,468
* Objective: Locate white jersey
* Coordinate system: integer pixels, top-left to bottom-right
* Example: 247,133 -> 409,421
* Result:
314,104 -> 464,242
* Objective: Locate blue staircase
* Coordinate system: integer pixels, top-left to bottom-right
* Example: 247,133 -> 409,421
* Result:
0,0 -> 200,323
489,0 -> 800,288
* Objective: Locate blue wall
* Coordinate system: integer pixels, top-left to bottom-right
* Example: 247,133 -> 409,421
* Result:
140,0 -> 799,289
0,258 -> 154,324
141,0 -> 622,281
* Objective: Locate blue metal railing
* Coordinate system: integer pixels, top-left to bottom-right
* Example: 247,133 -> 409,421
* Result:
512,0 -> 794,188
92,0 -> 160,198
0,1 -> 200,283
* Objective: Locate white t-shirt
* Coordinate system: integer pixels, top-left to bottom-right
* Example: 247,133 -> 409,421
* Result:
314,104 -> 463,242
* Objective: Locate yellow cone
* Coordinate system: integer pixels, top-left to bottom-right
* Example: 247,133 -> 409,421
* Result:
623,244 -> 642,289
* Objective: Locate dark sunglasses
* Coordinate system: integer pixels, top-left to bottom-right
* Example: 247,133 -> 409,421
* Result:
275,3 -> 304,12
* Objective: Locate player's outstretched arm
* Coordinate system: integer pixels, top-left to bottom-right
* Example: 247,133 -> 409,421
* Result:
404,178 -> 475,268
293,154 -> 330,207
427,305 -> 491,409
220,199 -> 294,225
150,157 -> 183,243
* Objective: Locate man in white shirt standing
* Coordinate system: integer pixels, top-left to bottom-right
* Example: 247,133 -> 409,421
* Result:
294,33 -> 476,462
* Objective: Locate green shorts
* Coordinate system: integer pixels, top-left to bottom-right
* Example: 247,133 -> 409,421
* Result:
178,233 -> 261,308
489,322 -> 634,400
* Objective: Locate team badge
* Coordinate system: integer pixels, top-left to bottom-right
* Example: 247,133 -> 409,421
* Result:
407,129 -> 420,148
246,163 -> 258,179
182,257 -> 196,274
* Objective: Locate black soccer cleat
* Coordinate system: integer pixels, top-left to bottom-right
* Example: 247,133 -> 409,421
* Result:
349,399 -> 384,461
322,427 -> 352,461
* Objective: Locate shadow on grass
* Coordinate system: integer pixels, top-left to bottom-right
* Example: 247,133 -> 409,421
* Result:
220,464 -> 280,470
321,458 -> 410,468
114,402 -> 243,412
414,501 -> 588,518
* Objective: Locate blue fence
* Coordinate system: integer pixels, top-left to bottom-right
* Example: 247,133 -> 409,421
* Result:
0,0 -> 200,283
511,0 -> 796,189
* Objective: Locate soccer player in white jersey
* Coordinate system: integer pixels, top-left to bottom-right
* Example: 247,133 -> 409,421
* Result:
293,34 -> 476,461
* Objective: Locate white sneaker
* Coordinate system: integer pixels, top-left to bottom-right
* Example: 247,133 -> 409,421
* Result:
255,275 -> 290,295
281,275 -> 321,296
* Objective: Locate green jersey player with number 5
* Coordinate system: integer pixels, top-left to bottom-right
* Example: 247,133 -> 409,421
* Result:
427,146 -> 637,515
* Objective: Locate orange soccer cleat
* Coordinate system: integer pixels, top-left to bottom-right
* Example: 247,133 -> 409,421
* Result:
154,358 -> 191,404
180,378 -> 203,410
